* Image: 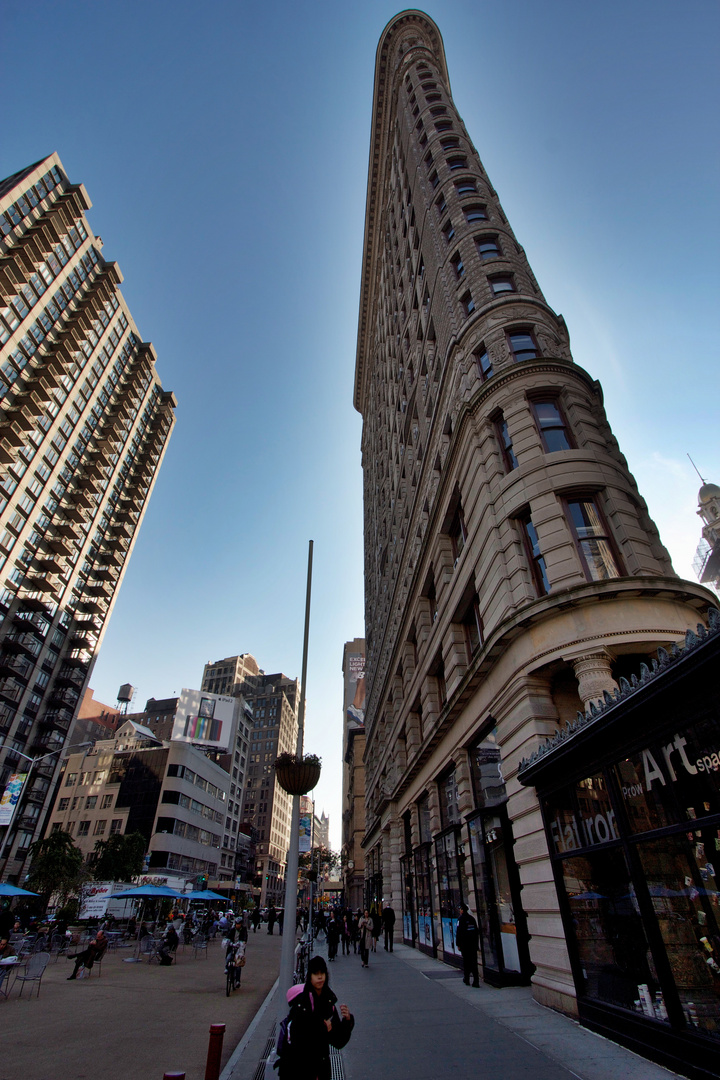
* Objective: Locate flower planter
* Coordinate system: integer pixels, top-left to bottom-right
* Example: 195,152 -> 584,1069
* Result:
273,757 -> 321,796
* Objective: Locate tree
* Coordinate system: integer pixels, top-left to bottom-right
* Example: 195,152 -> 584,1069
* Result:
26,831 -> 86,908
299,846 -> 340,878
90,832 -> 146,881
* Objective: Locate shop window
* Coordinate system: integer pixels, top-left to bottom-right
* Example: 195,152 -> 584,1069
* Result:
532,398 -> 572,451
438,766 -> 461,828
565,497 -> 622,581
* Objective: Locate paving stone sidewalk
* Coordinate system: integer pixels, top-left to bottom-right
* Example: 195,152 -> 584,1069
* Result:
224,939 -> 682,1080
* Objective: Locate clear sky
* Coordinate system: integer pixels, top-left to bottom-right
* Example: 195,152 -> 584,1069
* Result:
3,1 -> 718,849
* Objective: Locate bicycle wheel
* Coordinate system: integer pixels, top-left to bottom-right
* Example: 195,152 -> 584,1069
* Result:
226,969 -> 233,996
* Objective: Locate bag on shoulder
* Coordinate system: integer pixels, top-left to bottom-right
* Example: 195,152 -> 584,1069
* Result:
273,1014 -> 292,1069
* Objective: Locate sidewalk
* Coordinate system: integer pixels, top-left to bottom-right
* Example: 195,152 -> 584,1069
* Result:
224,938 -> 682,1080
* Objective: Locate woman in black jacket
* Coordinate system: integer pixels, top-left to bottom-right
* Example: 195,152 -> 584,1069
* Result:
277,955 -> 354,1080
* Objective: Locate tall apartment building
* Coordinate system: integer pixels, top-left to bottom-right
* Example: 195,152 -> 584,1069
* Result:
201,655 -> 299,906
341,638 -> 366,910
356,8 -> 714,1042
0,154 -> 175,881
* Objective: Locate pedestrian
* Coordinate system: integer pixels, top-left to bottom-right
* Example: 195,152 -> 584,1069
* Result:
268,904 -> 277,935
358,910 -> 373,968
456,903 -> 480,987
326,914 -> 339,961
381,903 -> 396,952
252,907 -> 261,933
278,908 -> 285,935
340,911 -> 351,956
370,907 -> 381,952
277,955 -> 354,1080
67,929 -> 108,979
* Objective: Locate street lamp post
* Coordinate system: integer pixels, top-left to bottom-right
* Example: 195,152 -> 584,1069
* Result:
0,741 -> 93,873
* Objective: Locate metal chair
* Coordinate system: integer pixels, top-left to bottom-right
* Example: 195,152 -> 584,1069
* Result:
193,934 -> 208,959
16,951 -> 50,999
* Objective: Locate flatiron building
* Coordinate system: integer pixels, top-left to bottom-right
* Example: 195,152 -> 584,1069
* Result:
0,153 -> 175,879
355,10 -> 714,1017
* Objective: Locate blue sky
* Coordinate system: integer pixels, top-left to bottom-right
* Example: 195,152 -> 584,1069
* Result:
3,1 -> 718,847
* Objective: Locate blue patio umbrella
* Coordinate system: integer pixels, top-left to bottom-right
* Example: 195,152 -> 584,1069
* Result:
108,885 -> 184,899
183,889 -> 228,902
0,883 -> 39,896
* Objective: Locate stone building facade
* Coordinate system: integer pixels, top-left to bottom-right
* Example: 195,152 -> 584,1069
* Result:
341,638 -> 366,909
0,154 -> 175,881
355,10 -> 715,1019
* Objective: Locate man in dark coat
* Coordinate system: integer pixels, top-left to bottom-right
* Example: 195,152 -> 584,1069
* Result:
455,903 -> 480,987
381,904 -> 396,951
268,904 -> 277,935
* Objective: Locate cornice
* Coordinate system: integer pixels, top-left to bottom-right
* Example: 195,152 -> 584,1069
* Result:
354,11 -> 448,416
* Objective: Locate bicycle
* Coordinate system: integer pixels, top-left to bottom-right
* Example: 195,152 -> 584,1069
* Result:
294,937 -> 309,984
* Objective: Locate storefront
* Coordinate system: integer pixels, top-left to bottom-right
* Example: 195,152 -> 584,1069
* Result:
519,615 -> 720,1080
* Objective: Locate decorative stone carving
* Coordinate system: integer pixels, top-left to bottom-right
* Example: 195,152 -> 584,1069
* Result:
572,649 -> 618,710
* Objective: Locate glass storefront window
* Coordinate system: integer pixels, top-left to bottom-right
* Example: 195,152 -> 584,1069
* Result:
485,815 -> 521,972
400,853 -> 416,944
636,834 -> 720,1038
435,830 -> 462,957
615,716 -> 720,836
414,844 -> 435,953
468,816 -> 499,970
545,771 -> 618,855
561,848 -> 664,1018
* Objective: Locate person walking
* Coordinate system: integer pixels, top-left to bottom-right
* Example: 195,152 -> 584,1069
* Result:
326,914 -> 340,961
381,903 -> 396,952
277,955 -> 354,1080
456,903 -> 480,987
252,907 -> 261,933
358,910 -> 373,968
268,904 -> 277,935
370,907 -> 381,952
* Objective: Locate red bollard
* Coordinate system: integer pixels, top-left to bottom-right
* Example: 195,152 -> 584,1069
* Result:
204,1023 -> 226,1080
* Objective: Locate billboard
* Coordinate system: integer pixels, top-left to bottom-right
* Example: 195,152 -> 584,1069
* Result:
0,773 -> 27,826
79,881 -> 116,920
299,811 -> 312,853
344,652 -> 365,729
171,688 -> 235,751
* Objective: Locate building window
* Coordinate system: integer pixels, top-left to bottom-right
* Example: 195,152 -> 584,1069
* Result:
430,105 -> 447,116
454,178 -> 477,196
447,155 -> 468,171
565,497 -> 622,581
475,346 -> 493,381
464,204 -> 487,222
85,796 -> 97,809
520,514 -> 550,595
450,251 -> 465,279
77,821 -> 90,836
429,170 -> 439,189
508,331 -> 538,362
532,399 -> 572,452
442,219 -> 455,243
110,819 -> 123,834
440,137 -> 460,151
460,291 -> 475,316
448,505 -> 467,562
59,798 -> 69,810
461,596 -> 484,659
435,192 -> 447,216
93,819 -> 107,835
489,274 -> 515,295
435,120 -> 453,132
65,773 -> 77,787
476,236 -> 501,261
495,412 -> 518,471
101,793 -> 114,809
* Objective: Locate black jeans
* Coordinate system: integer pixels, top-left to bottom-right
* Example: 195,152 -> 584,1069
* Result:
461,948 -> 479,985
383,926 -> 394,951
360,944 -> 369,965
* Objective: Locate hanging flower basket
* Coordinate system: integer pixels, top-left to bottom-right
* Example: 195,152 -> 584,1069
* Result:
273,753 -> 321,796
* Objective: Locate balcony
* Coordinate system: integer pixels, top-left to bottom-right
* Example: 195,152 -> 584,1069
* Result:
0,654 -> 31,679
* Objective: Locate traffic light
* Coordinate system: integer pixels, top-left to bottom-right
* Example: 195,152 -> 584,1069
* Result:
196,873 -> 208,891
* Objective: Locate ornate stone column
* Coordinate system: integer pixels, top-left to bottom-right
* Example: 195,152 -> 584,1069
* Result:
572,649 -> 618,710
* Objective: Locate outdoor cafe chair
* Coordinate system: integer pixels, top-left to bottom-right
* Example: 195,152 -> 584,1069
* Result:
16,951 -> 50,999
193,934 -> 208,959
